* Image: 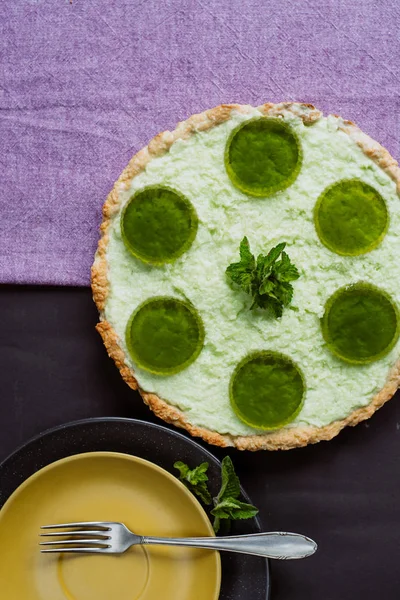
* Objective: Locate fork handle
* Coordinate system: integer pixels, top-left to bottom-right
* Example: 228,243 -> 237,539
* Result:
141,531 -> 317,560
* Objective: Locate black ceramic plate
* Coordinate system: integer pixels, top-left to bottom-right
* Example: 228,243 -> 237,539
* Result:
0,417 -> 270,600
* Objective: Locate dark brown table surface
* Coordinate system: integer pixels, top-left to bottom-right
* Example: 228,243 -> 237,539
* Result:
1,285 -> 400,599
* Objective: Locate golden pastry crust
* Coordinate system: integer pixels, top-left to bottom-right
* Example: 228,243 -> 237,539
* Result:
92,102 -> 400,451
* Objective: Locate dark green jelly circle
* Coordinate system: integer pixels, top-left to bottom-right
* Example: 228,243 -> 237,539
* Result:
121,186 -> 198,265
126,296 -> 205,375
314,179 -> 388,256
321,283 -> 399,364
224,117 -> 302,197
229,351 -> 305,430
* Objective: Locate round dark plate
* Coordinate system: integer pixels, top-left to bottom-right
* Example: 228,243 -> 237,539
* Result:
0,417 -> 270,600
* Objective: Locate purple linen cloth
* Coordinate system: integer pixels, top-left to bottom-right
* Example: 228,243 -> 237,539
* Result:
1,0 -> 399,286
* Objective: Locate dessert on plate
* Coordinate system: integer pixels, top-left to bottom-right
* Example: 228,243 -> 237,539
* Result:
92,102 -> 400,450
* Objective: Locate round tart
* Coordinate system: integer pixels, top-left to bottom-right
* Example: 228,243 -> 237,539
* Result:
92,102 -> 400,451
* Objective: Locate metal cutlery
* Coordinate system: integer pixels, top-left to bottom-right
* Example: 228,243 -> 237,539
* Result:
40,521 -> 317,560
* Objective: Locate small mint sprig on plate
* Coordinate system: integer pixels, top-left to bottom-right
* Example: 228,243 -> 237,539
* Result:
211,456 -> 258,533
226,237 -> 300,317
174,461 -> 212,505
174,456 -> 258,533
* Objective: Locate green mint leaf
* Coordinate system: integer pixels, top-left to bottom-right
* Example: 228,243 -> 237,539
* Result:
239,236 -> 255,266
269,297 -> 284,318
211,502 -> 233,533
250,292 -> 262,310
218,456 -> 241,501
226,236 -> 256,295
264,242 -> 287,268
226,238 -> 299,318
212,498 -> 259,520
258,278 -> 275,296
174,461 -> 212,505
273,251 -> 300,283
255,242 -> 286,282
186,461 -> 209,484
174,461 -> 189,479
211,456 -> 259,533
174,457 -> 259,534
274,281 -> 294,306
194,482 -> 213,505
212,514 -> 221,533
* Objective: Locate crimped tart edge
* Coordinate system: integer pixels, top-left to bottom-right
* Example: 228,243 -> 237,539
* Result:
91,102 -> 400,451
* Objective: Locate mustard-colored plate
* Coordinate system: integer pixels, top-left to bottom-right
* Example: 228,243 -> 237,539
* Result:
0,452 -> 221,600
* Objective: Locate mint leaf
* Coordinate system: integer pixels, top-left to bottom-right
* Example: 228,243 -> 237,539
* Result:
218,456 -> 241,501
258,278 -> 275,296
174,461 -> 190,479
275,251 -> 300,282
225,236 -> 256,295
274,281 -> 294,306
174,456 -> 259,534
211,498 -> 259,521
212,514 -> 221,533
226,237 -> 299,317
212,456 -> 258,533
258,242 -> 286,276
174,461 -> 212,505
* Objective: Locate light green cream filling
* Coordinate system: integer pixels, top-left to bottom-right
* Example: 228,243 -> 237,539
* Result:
104,107 -> 400,436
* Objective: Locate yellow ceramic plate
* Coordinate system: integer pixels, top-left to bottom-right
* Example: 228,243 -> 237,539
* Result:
0,452 -> 221,600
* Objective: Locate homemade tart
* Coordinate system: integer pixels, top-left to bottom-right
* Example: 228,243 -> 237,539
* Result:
92,102 -> 400,450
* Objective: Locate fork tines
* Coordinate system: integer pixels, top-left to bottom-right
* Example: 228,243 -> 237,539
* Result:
40,521 -> 112,553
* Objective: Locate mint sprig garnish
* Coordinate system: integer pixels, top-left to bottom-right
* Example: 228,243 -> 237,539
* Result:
174,461 -> 212,505
226,237 -> 300,317
174,456 -> 258,533
211,456 -> 258,533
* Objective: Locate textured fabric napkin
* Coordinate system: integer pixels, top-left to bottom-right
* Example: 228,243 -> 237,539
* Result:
1,0 -> 399,286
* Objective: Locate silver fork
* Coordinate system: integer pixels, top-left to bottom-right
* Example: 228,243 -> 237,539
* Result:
40,522 -> 317,560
